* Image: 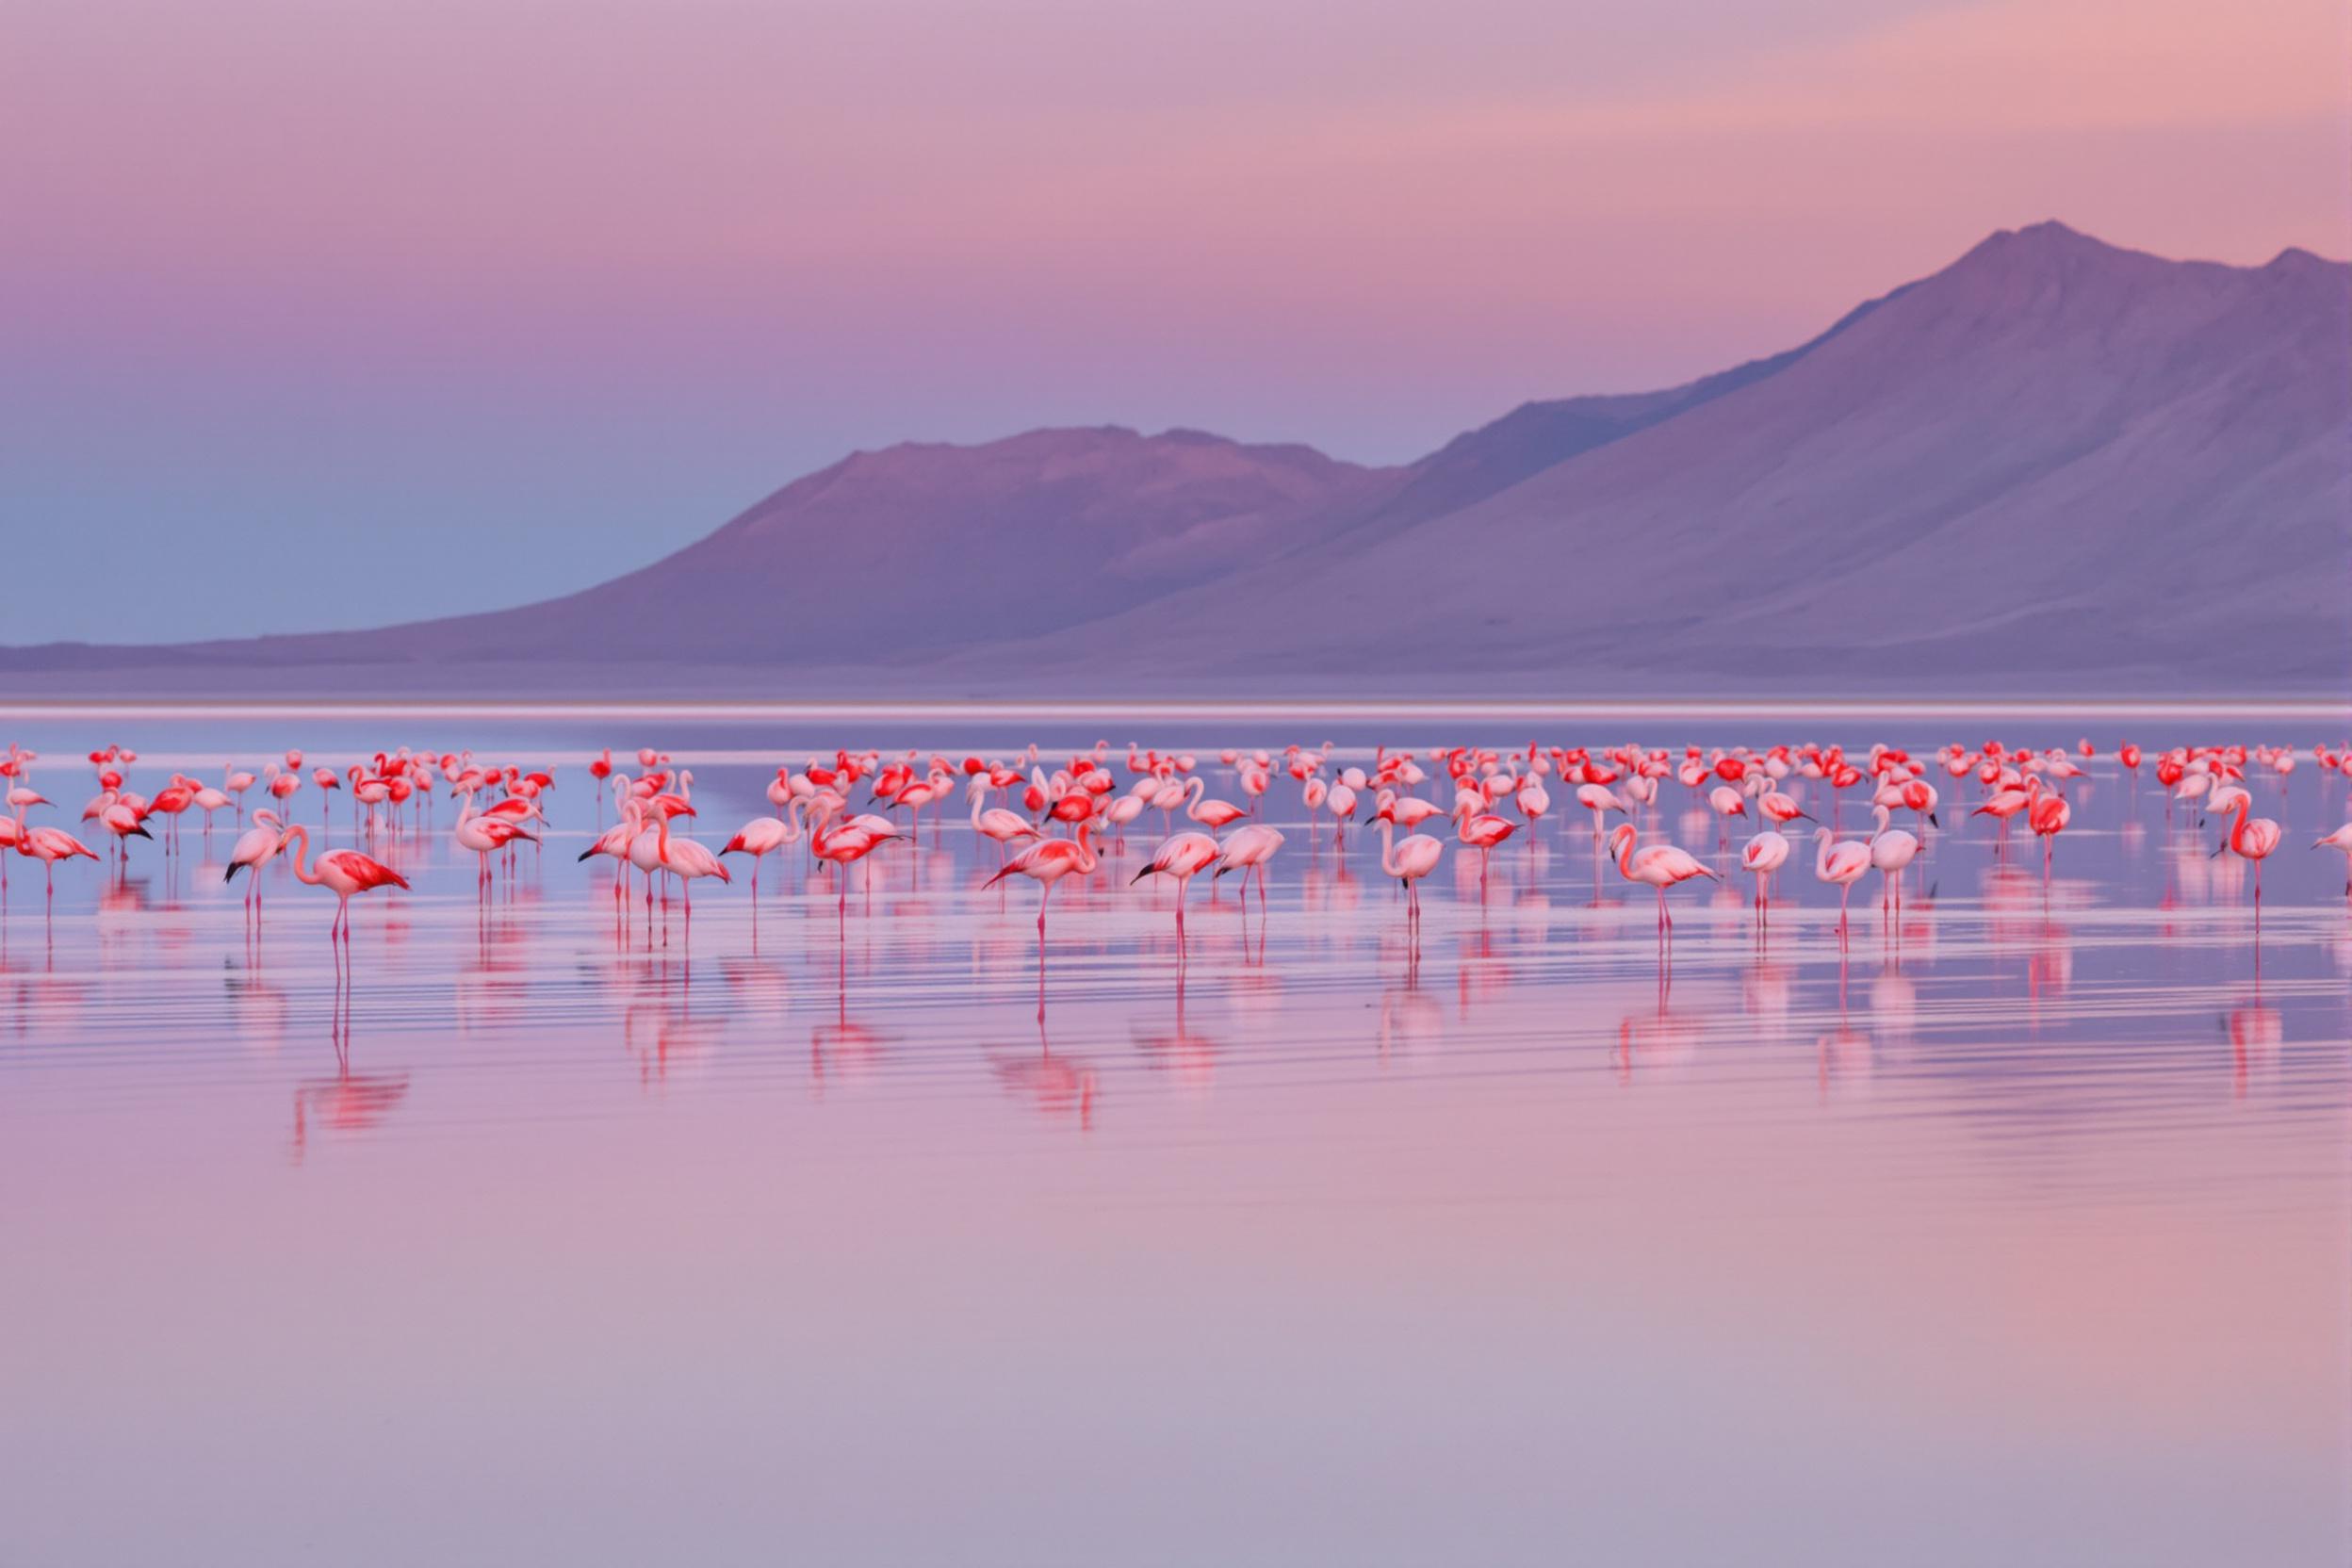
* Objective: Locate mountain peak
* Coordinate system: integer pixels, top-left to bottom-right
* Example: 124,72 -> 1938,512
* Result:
1950,219 -> 2141,274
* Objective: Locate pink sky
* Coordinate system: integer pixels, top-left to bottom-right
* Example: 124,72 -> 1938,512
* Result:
2,0 -> 2345,642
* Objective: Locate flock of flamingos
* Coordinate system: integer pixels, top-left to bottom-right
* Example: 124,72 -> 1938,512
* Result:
0,736 -> 2344,970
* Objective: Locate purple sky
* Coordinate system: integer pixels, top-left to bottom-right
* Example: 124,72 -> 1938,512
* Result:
3,0 -> 2345,644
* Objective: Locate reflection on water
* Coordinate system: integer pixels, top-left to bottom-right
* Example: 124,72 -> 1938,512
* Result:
0,718 -> 2346,1566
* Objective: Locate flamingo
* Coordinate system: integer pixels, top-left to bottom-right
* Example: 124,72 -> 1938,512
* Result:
650,809 -> 730,915
1514,774 -> 1550,838
1131,830 -> 1220,948
1453,797 -> 1516,895
1325,780 -> 1360,847
13,820 -> 100,903
1102,791 -> 1148,845
1607,824 -> 1717,934
97,793 -> 151,859
1183,776 -> 1249,832
886,767 -> 956,842
719,805 -> 803,896
984,819 -> 1100,953
809,799 -> 901,916
276,824 -> 408,950
1868,804 -> 1921,915
1374,813 -> 1446,933
1213,824 -> 1284,917
580,795 -> 650,906
2213,792 -> 2282,906
223,808 -> 286,923
2313,821 -> 2352,897
1812,827 -> 1873,940
453,797 -> 538,890
2028,790 -> 2071,880
192,783 -> 234,834
225,764 -> 256,821
968,777 -> 1041,859
1706,784 -> 1747,847
1371,789 -> 1443,831
1575,782 -> 1626,844
1973,777 -> 2037,840
311,766 -> 342,824
1740,829 -> 1789,923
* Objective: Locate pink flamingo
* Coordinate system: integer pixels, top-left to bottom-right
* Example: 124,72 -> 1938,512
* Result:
2214,792 -> 2282,906
224,764 -> 256,821
580,795 -> 650,909
967,777 -> 1040,860
1812,826 -> 1872,941
1608,823 -> 1717,934
719,808 -> 801,896
1453,798 -> 1517,896
810,799 -> 901,917
453,797 -> 538,891
1325,780 -> 1360,847
1869,804 -> 1921,913
984,818 -> 1101,953
1131,830 -> 1220,948
277,824 -> 409,951
650,809 -> 729,916
14,820 -> 100,904
224,808 -> 286,924
1740,829 -> 1789,923
2313,821 -> 2352,897
311,766 -> 342,824
2027,790 -> 2070,881
1575,782 -> 1626,844
1374,813 -> 1446,934
1212,824 -> 1284,918
1514,774 -> 1550,841
1183,776 -> 1248,832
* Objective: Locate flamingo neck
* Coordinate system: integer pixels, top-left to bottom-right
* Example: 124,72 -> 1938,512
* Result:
282,825 -> 323,885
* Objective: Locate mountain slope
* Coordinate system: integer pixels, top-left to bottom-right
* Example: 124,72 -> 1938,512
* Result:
990,222 -> 2349,693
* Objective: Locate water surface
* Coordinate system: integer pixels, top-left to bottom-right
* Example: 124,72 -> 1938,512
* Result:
3,716 -> 2346,1565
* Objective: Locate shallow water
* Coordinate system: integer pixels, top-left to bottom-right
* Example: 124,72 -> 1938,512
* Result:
3,716 -> 2347,1566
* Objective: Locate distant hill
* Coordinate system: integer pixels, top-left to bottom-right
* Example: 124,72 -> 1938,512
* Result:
7,221 -> 2345,698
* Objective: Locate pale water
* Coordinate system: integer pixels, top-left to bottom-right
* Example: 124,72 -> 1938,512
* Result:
2,715 -> 2346,1565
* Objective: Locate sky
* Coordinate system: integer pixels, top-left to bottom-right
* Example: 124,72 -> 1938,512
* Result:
3,0 -> 2346,645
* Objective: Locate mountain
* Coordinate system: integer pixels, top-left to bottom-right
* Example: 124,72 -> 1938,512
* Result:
4,426 -> 1401,677
968,222 -> 2352,694
5,221 -> 2345,698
